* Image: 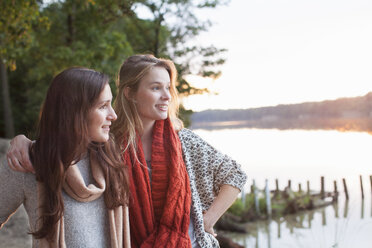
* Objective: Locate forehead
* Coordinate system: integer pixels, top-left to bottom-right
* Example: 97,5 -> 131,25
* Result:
97,84 -> 112,100
141,66 -> 170,85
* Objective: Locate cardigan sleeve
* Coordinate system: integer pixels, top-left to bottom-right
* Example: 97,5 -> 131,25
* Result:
179,129 -> 247,194
0,158 -> 26,228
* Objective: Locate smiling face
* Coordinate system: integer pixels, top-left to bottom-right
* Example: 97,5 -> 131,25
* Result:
87,84 -> 117,142
132,66 -> 171,126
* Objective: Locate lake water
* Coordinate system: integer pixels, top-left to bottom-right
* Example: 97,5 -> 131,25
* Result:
193,128 -> 372,248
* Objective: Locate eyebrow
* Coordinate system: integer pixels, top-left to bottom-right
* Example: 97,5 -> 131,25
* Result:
149,81 -> 170,85
97,99 -> 111,105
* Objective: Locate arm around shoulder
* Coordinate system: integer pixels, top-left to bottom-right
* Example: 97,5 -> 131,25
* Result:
0,158 -> 26,228
6,134 -> 34,173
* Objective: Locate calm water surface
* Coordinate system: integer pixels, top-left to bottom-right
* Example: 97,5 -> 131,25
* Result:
193,128 -> 372,248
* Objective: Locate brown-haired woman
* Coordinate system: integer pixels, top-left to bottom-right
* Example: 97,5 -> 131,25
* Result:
1,67 -> 130,247
7,55 -> 247,248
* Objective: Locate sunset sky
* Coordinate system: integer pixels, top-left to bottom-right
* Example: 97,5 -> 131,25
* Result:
181,0 -> 372,111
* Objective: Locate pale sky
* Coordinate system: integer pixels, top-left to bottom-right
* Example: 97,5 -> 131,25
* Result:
181,0 -> 372,111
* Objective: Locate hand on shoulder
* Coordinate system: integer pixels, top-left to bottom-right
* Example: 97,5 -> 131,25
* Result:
6,135 -> 34,173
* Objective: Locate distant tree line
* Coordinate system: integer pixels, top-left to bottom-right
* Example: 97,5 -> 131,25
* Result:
192,92 -> 372,132
0,0 -> 228,138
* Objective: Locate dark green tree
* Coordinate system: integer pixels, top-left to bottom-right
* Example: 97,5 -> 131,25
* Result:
7,0 -> 137,137
0,0 -> 48,137
3,0 -> 229,136
132,0 -> 229,96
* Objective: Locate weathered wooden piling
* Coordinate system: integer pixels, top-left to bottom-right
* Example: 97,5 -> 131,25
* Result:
275,179 -> 279,192
298,183 -> 302,193
241,187 -> 246,207
360,175 -> 364,199
307,180 -> 310,195
342,178 -> 349,200
333,180 -> 338,202
321,176 -> 325,199
288,180 -> 291,190
253,180 -> 260,214
265,179 -> 272,216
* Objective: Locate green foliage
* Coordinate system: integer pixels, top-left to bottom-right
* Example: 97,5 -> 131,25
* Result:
2,0 -> 228,137
271,202 -> 286,215
0,0 -> 49,69
227,189 -> 316,221
228,198 -> 245,216
178,105 -> 193,128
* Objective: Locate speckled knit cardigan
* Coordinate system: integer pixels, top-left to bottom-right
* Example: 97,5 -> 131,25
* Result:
178,129 -> 247,248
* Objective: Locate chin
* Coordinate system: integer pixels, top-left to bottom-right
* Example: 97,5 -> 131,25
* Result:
160,114 -> 168,120
93,136 -> 109,143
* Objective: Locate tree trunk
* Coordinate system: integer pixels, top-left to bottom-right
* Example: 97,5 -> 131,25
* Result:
1,60 -> 15,138
153,14 -> 163,57
66,3 -> 76,45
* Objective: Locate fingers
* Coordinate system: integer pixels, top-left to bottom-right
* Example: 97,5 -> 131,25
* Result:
205,227 -> 217,237
20,148 -> 35,173
6,135 -> 35,174
203,211 -> 217,237
6,154 -> 28,173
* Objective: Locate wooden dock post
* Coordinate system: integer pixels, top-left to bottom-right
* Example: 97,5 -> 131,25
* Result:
360,175 -> 364,199
342,178 -> 349,200
298,183 -> 302,193
265,179 -> 272,216
241,187 -> 246,207
288,180 -> 291,190
321,176 -> 325,199
307,180 -> 310,195
333,180 -> 338,202
253,179 -> 260,214
275,179 -> 279,192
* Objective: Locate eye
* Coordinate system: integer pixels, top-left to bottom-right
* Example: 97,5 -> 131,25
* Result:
99,103 -> 108,109
152,86 -> 160,91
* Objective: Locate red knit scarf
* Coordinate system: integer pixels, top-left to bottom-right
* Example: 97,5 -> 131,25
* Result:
124,118 -> 192,248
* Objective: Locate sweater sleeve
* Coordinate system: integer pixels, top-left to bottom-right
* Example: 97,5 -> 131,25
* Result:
0,157 -> 25,228
179,129 -> 247,194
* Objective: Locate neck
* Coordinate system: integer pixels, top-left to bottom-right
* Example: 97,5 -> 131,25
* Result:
141,119 -> 155,140
140,119 -> 155,161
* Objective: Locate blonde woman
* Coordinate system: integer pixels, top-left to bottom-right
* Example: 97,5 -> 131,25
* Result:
7,55 -> 247,248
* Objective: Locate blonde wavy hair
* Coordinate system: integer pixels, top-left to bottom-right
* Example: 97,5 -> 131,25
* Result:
111,54 -> 183,150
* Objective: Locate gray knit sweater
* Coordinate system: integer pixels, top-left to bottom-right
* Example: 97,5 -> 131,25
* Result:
0,157 -> 111,248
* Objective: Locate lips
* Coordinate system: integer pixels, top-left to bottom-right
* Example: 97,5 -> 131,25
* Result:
156,104 -> 168,111
102,125 -> 111,132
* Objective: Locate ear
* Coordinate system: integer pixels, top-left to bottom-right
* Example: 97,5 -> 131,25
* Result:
124,86 -> 131,100
124,86 -> 137,103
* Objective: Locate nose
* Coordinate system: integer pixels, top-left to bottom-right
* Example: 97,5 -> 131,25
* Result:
108,106 -> 117,121
161,88 -> 171,101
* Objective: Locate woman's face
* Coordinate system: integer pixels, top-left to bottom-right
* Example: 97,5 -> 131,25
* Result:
133,66 -> 171,124
87,84 -> 117,142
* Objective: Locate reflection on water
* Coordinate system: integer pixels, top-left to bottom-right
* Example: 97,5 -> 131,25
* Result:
223,197 -> 372,248
192,128 -> 372,248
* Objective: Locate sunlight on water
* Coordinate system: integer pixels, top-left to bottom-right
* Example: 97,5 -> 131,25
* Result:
192,128 -> 372,248
193,128 -> 372,191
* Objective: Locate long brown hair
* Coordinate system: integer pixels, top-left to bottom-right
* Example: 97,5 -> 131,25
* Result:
30,67 -> 129,241
111,54 -> 183,151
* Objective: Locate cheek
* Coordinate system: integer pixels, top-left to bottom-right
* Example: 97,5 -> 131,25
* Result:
88,112 -> 104,129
